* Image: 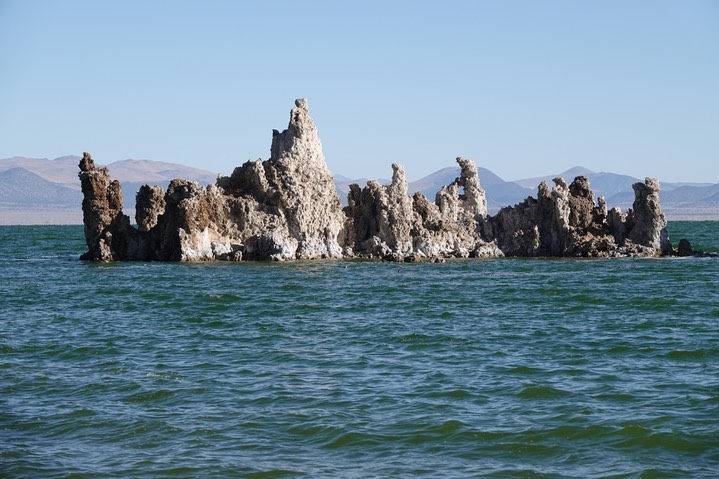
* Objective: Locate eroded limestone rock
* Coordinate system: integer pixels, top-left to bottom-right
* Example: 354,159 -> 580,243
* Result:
346,157 -> 500,260
135,185 -> 165,232
266,99 -> 344,259
626,178 -> 671,255
78,152 -> 136,261
79,99 -> 677,262
79,99 -> 345,261
484,175 -> 672,257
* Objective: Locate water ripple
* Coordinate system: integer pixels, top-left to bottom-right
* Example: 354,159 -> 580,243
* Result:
1,224 -> 718,478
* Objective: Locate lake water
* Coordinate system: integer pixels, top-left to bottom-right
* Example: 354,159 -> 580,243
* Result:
1,223 -> 718,478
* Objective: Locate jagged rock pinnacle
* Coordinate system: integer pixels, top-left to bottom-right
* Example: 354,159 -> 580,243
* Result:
78,100 -> 675,261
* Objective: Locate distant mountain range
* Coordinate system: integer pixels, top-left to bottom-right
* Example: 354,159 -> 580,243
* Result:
0,156 -> 217,224
400,165 -> 719,220
1,155 -> 717,224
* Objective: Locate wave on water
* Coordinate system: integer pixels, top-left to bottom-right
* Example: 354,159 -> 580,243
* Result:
1,223 -> 718,478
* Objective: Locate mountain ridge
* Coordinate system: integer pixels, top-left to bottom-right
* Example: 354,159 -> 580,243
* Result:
1,155 -> 718,224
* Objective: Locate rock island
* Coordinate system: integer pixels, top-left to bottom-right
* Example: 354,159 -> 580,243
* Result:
79,99 -> 678,261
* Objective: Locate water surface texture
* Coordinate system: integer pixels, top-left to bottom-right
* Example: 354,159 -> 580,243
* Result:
1,223 -> 718,478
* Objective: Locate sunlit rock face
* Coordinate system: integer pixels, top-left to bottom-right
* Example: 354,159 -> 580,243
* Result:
627,178 -> 672,256
265,98 -> 345,259
79,100 -> 673,262
79,99 -> 345,261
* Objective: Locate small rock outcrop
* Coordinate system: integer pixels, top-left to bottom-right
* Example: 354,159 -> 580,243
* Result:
79,99 -> 681,262
345,157 -> 499,261
676,238 -> 718,258
78,152 -> 136,261
626,178 -> 672,255
483,175 -> 673,257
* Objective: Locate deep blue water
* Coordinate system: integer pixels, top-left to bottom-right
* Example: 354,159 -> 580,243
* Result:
1,223 -> 718,478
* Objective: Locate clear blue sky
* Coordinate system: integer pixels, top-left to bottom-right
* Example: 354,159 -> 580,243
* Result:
1,0 -> 718,183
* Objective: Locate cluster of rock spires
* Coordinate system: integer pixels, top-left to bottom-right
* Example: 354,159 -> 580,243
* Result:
79,99 -> 703,262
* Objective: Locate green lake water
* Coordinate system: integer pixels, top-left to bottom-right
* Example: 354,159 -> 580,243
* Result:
1,222 -> 718,478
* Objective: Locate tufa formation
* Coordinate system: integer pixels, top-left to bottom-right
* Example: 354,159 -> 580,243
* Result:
80,99 -> 682,262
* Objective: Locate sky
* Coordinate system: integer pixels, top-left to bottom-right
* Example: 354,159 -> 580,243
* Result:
1,1 -> 718,183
